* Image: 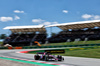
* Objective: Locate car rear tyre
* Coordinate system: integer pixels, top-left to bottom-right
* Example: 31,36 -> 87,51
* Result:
34,55 -> 40,60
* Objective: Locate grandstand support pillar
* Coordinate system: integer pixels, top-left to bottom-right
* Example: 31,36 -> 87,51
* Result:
30,42 -> 33,46
50,27 -> 52,36
12,34 -> 21,42
30,34 -> 38,46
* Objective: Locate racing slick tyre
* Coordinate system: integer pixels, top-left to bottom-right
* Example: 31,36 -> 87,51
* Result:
42,55 -> 45,61
57,55 -> 64,61
44,56 -> 49,61
34,55 -> 40,60
61,58 -> 64,61
58,58 -> 64,61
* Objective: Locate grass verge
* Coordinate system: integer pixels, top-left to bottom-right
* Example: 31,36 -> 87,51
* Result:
28,47 -> 100,59
43,40 -> 100,46
56,48 -> 100,59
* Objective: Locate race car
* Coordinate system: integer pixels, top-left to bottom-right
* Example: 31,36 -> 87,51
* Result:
34,52 -> 64,61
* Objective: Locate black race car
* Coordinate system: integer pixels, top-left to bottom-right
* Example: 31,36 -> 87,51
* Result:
34,52 -> 64,61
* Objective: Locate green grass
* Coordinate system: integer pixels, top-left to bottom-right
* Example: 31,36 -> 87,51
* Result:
58,48 -> 100,59
0,42 -> 3,44
27,46 -> 100,59
42,40 -> 100,46
0,42 -> 3,46
1,40 -> 100,48
2,40 -> 100,47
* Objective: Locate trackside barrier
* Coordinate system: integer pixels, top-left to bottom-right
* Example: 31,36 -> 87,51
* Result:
22,43 -> 100,49
28,46 -> 100,54
8,47 -> 13,49
0,47 -> 8,49
0,43 -> 100,49
15,47 -> 22,49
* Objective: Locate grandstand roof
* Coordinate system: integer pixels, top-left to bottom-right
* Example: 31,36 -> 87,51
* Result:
46,20 -> 100,30
3,25 -> 46,33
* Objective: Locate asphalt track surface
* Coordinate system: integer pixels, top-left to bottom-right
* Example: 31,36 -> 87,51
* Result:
0,48 -> 100,66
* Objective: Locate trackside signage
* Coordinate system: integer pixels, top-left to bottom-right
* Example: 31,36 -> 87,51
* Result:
45,50 -> 65,53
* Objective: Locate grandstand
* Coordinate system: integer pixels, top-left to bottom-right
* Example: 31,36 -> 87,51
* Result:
47,20 -> 100,43
3,20 -> 100,46
3,25 -> 47,46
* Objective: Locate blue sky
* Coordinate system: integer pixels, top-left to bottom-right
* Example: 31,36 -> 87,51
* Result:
0,0 -> 100,36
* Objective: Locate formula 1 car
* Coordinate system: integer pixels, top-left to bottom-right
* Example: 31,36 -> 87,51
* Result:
34,52 -> 64,61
